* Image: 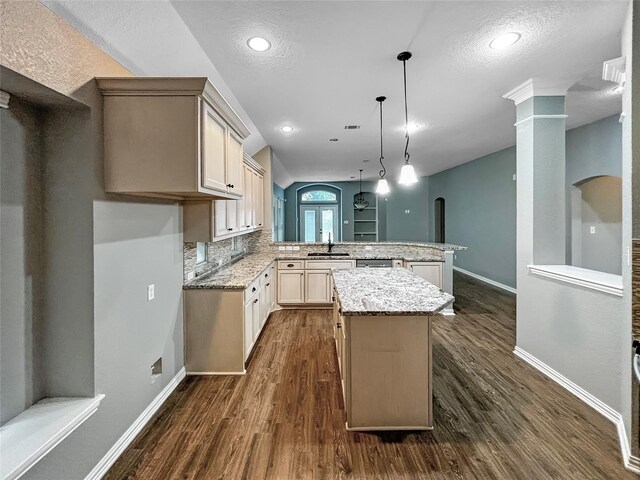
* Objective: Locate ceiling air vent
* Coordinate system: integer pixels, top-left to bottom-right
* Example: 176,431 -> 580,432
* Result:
344,125 -> 361,130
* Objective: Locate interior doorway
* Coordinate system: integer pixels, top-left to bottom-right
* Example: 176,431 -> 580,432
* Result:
435,197 -> 445,243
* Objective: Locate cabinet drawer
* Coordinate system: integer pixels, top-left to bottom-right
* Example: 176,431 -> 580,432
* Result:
278,260 -> 304,270
305,260 -> 355,270
259,265 -> 273,287
244,277 -> 260,301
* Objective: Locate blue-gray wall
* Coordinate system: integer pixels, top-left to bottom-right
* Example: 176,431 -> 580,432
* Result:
428,147 -> 517,288
273,183 -> 285,199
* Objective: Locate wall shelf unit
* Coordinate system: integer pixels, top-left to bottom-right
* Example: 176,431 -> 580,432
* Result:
353,192 -> 378,241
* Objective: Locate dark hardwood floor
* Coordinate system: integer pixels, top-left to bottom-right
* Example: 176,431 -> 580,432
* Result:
106,272 -> 634,479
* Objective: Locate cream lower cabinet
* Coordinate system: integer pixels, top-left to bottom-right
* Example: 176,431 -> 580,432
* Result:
406,262 -> 443,288
185,262 -> 275,374
277,260 -> 355,306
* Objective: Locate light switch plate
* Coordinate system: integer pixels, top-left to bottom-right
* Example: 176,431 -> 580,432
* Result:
513,174 -> 517,181
147,284 -> 155,301
590,226 -> 596,234
344,220 -> 349,224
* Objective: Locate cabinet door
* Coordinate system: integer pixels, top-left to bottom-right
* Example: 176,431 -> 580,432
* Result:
236,169 -> 246,232
226,200 -> 237,232
409,263 -> 443,288
263,280 -> 273,325
305,270 -> 331,303
214,200 -> 229,237
277,271 -> 305,304
244,300 -> 254,361
226,131 -> 244,196
252,295 -> 261,341
243,165 -> 253,228
254,172 -> 264,228
201,102 -> 228,193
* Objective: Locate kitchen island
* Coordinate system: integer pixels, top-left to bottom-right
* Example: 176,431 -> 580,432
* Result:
331,267 -> 454,431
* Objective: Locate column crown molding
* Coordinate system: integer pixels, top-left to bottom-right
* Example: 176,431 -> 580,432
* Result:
502,77 -> 573,105
602,56 -> 626,85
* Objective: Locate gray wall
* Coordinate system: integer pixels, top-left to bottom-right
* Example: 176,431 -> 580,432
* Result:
0,97 -> 46,424
428,147 -> 517,288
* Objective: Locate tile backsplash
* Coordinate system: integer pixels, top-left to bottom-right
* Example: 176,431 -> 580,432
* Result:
184,229 -> 272,282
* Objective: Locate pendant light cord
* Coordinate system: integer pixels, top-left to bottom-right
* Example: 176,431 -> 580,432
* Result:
378,98 -> 386,179
402,58 -> 410,166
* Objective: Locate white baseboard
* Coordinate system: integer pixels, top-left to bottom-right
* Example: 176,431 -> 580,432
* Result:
85,367 -> 186,480
453,266 -> 517,294
514,347 -> 640,475
186,370 -> 246,375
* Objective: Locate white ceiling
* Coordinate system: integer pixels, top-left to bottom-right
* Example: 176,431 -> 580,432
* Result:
44,1 -> 627,185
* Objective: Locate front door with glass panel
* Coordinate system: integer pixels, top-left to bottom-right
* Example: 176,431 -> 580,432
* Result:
299,205 -> 339,243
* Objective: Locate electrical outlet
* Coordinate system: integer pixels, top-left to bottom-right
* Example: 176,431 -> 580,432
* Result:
187,272 -> 195,281
365,245 -> 372,251
344,220 -> 349,224
278,246 -> 286,251
513,174 -> 517,181
286,246 -> 293,251
454,255 -> 457,260
590,226 -> 596,234
404,209 -> 410,214
293,246 -> 300,251
147,284 -> 155,301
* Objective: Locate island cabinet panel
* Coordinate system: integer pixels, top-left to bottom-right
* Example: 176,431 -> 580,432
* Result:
345,315 -> 432,430
277,270 -> 305,304
407,262 -> 443,288
97,77 -> 250,199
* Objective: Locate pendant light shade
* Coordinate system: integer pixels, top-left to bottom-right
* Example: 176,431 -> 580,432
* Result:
397,51 -> 418,186
353,169 -> 369,210
376,178 -> 390,195
375,95 -> 390,195
399,164 -> 418,185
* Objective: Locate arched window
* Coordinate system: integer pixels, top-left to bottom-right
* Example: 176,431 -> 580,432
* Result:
297,185 -> 341,242
301,190 -> 337,202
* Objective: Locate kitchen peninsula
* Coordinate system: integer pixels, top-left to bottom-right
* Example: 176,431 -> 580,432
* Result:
331,267 -> 453,430
182,239 -> 465,375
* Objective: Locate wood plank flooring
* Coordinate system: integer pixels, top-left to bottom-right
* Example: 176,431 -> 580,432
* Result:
105,272 -> 634,479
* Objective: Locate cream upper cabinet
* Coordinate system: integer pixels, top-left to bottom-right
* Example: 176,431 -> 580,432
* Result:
253,171 -> 264,228
183,159 -> 265,242
97,77 -> 250,199
407,262 -> 443,288
201,103 -> 228,193
226,131 -> 244,197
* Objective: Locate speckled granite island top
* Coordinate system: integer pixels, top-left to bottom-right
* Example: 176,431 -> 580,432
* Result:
332,268 -> 454,316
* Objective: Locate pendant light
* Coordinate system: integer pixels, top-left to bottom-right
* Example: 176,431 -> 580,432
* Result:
397,51 -> 418,185
353,169 -> 369,210
375,96 -> 390,195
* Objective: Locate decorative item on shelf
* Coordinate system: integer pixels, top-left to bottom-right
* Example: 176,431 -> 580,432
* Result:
375,96 -> 390,195
353,169 -> 369,210
397,51 -> 418,186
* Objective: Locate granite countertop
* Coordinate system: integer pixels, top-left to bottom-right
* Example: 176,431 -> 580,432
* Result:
185,248 -> 455,290
331,268 -> 454,316
272,241 -> 467,251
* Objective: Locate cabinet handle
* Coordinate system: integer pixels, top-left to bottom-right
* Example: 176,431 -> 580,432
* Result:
336,323 -> 341,329
227,228 -> 233,231
258,223 -> 262,226
246,225 -> 251,228
254,298 -> 259,304
252,287 -> 256,292
287,263 -> 294,268
266,283 -> 270,286
265,273 -> 268,277
227,183 -> 235,188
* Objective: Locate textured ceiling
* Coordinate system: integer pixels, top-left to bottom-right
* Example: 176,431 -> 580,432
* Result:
171,0 -> 626,182
43,1 -> 627,184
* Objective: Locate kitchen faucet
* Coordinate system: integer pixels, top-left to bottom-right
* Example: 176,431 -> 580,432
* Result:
327,232 -> 334,253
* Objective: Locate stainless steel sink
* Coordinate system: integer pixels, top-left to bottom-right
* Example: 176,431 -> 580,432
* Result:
307,252 -> 350,257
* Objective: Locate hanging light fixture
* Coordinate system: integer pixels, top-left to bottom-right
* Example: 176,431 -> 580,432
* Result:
375,96 -> 390,195
397,51 -> 418,185
353,169 -> 369,210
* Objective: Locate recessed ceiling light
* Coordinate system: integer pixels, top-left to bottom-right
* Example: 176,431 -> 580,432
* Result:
247,37 -> 271,52
489,32 -> 521,50
329,138 -> 339,142
281,125 -> 293,133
